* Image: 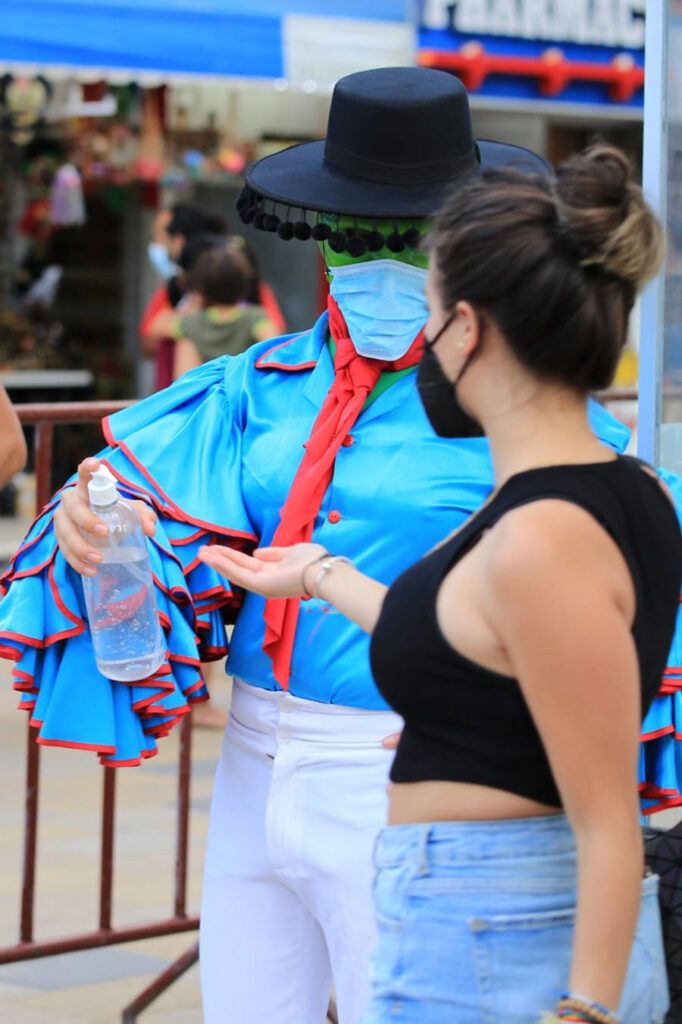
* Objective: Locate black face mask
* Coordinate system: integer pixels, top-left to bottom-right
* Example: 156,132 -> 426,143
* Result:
416,317 -> 484,438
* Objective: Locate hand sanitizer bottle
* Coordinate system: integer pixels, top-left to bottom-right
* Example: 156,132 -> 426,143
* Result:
82,466 -> 164,681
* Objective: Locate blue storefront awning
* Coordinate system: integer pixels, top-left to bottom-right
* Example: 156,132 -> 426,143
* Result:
0,0 -> 413,80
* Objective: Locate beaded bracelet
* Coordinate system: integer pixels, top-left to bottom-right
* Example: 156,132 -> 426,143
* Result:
538,1015 -> 587,1024
538,1013 -> 606,1024
557,993 -> 619,1024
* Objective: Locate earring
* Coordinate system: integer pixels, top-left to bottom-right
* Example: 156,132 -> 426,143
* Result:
456,341 -> 466,350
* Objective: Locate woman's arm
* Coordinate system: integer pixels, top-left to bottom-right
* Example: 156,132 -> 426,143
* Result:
174,337 -> 203,379
486,500 -> 642,1013
0,385 -> 27,488
198,543 -> 387,634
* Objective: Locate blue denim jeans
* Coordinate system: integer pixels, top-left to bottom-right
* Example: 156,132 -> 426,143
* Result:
362,815 -> 669,1024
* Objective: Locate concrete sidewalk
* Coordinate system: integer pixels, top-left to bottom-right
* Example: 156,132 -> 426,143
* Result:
0,656 -> 219,1024
0,513 -> 31,565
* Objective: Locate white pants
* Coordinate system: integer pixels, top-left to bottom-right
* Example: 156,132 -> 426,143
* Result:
200,680 -> 402,1024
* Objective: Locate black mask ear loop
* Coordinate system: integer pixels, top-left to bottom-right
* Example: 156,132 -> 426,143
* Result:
424,311 -> 457,352
425,309 -> 481,389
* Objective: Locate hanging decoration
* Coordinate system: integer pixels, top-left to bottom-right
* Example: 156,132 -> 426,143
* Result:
49,163 -> 86,226
0,75 -> 52,146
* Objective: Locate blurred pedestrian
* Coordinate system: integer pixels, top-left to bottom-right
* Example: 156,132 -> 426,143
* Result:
173,241 -> 278,379
140,205 -> 230,390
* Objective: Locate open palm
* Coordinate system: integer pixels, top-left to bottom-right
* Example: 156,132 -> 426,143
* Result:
198,542 -> 327,598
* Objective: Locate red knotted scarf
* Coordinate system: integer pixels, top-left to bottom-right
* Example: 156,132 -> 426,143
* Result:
262,295 -> 424,688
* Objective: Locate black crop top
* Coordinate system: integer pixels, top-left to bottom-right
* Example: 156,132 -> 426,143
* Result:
370,456 -> 682,807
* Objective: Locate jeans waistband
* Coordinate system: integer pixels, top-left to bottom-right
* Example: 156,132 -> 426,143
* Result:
375,815 -> 576,868
231,679 -> 403,743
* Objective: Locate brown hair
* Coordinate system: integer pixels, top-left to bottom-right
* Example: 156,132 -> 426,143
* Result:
187,242 -> 251,307
431,144 -> 664,392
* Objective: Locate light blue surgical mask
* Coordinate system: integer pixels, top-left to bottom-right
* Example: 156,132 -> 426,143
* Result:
327,258 -> 428,360
148,242 -> 179,281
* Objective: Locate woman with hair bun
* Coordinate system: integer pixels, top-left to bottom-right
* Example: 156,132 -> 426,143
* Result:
201,146 -> 681,1024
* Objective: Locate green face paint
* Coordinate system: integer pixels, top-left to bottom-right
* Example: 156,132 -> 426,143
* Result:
320,215 -> 431,276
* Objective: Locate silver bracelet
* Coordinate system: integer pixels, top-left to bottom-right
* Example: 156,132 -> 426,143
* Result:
310,555 -> 353,600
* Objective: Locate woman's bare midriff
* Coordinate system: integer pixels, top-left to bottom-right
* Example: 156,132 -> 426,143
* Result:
387,779 -> 561,825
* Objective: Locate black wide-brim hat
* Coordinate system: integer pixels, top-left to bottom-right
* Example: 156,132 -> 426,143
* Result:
238,67 -> 551,253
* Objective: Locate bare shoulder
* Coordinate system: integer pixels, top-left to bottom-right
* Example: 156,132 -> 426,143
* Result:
483,499 -> 621,596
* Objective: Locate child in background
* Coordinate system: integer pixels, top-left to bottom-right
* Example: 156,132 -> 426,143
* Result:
173,241 -> 278,379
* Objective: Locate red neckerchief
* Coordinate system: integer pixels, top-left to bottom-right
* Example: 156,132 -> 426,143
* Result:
263,295 -> 424,688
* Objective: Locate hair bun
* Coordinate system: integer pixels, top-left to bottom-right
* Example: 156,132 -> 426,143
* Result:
554,144 -> 663,292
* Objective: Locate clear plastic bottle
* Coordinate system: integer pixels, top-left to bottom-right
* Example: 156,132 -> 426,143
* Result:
82,467 -> 164,681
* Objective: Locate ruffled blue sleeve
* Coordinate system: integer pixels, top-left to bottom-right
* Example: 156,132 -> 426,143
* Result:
0,358 -> 258,766
640,467 -> 682,813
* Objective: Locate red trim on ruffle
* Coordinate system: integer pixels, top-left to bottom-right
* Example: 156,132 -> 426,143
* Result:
170,529 -> 208,547
36,736 -> 117,754
101,749 -> 158,768
48,560 -> 84,628
198,597 -> 233,615
151,573 -> 191,604
14,680 -> 36,693
641,795 -> 682,815
168,652 -> 202,667
0,643 -> 20,661
132,690 -> 173,712
184,678 -> 207,698
641,725 -> 675,741
189,584 -> 230,602
99,428 -> 258,542
11,553 -> 56,582
201,645 -> 229,658
254,334 -> 315,372
639,782 -> 679,797
1,496 -> 67,579
0,625 -> 83,648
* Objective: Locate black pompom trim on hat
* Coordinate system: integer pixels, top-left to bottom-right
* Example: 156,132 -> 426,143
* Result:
236,187 -> 425,257
386,231 -> 405,253
367,231 -> 385,252
311,221 -> 332,241
293,221 -> 312,241
329,231 -> 348,253
347,235 -> 369,258
402,227 -> 422,249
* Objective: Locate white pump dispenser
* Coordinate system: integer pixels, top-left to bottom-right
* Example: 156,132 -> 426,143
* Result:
87,465 -> 118,508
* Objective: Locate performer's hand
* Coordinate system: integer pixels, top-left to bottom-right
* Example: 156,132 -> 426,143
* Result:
54,458 -> 157,577
199,542 -> 327,599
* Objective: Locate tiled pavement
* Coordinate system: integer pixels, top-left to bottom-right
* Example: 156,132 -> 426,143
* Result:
0,654 -> 225,1024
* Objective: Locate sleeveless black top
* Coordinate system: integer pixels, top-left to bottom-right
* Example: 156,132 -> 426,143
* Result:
370,456 -> 682,807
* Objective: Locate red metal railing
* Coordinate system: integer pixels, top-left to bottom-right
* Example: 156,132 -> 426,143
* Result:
0,402 -> 198,1021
